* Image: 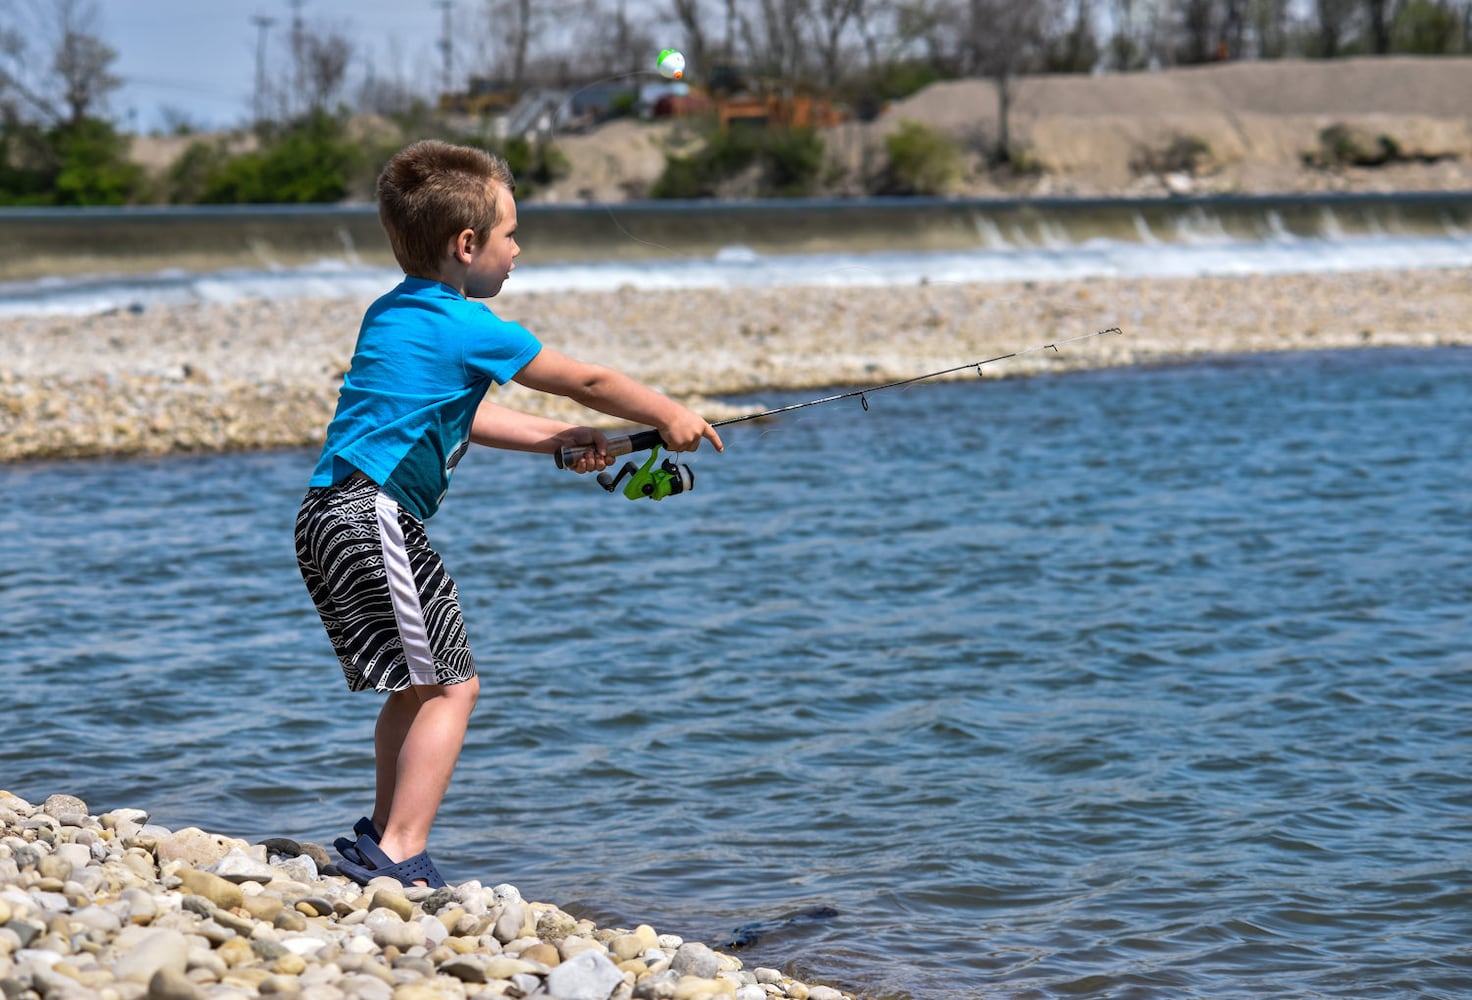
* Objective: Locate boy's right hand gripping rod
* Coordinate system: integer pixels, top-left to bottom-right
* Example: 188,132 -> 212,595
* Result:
553,428 -> 665,471
556,429 -> 694,502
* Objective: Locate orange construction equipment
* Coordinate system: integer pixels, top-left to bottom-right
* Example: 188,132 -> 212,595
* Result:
717,93 -> 846,131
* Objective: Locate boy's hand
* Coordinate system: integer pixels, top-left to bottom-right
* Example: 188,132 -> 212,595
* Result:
551,427 -> 612,473
660,408 -> 724,454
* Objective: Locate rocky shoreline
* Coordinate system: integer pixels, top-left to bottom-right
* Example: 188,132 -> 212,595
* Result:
2,268 -> 1469,464
0,791 -> 854,1000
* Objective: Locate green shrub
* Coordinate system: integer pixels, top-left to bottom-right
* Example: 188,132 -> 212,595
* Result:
192,112 -> 367,204
760,128 -> 824,196
1313,123 -> 1399,167
651,126 -> 822,199
868,59 -> 942,102
882,121 -> 962,196
0,119 -> 145,206
650,153 -> 711,199
1392,0 -> 1466,53
166,139 -> 231,204
1131,134 -> 1214,176
499,137 -> 570,195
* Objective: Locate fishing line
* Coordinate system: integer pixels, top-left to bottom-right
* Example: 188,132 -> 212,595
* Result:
710,326 -> 1122,427
554,326 -> 1124,500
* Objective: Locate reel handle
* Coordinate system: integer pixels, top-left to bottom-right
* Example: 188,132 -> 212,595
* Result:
555,428 -> 664,470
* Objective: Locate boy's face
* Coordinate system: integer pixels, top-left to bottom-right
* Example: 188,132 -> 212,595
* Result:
464,183 -> 520,299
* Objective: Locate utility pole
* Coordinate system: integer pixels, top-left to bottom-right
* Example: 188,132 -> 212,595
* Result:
436,1 -> 454,98
251,13 -> 276,126
287,0 -> 306,116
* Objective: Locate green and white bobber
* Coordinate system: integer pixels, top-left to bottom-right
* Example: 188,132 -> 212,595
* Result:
656,48 -> 685,80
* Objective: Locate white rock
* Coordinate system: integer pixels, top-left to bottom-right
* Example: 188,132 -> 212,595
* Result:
111,927 -> 189,984
15,948 -> 64,971
546,948 -> 623,1000
282,936 -> 329,957
70,905 -> 123,934
672,941 -> 720,979
272,855 -> 318,884
420,915 -> 449,946
207,847 -> 276,884
54,843 -> 91,869
493,899 -> 526,944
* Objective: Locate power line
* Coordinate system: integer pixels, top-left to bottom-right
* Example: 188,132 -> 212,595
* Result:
435,1 -> 453,97
250,14 -> 275,125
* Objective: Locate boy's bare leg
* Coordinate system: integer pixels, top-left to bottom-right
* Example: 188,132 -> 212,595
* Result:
371,676 -> 480,864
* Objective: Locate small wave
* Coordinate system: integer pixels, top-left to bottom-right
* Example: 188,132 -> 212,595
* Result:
2,233 -> 1471,318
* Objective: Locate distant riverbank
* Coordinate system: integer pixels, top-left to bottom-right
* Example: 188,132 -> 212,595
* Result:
2,266 -> 1468,463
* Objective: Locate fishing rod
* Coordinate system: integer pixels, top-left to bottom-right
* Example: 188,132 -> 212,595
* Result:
555,326 -> 1123,500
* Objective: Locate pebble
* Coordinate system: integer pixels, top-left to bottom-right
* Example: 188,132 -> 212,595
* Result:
3,271 -> 1470,463
0,790 -> 857,1000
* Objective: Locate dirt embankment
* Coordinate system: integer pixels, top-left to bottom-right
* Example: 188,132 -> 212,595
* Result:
535,56 -> 1472,202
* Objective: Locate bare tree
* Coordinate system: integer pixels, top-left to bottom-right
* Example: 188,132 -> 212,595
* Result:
892,0 -> 965,76
1364,0 -> 1403,52
958,0 -> 1057,162
805,0 -> 867,89
482,0 -> 536,88
1313,0 -> 1359,56
851,0 -> 901,78
0,0 -> 120,126
1176,0 -> 1217,62
299,25 -> 354,114
733,0 -> 813,82
669,0 -> 714,78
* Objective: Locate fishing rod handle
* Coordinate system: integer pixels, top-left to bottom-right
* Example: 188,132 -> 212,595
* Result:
554,428 -> 664,470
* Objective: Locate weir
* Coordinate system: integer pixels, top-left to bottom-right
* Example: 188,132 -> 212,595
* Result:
1,191 -> 1470,282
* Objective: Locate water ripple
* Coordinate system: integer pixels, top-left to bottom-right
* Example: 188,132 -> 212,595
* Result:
3,347 -> 1471,998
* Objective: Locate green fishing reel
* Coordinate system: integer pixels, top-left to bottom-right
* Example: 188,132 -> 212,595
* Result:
597,446 -> 694,501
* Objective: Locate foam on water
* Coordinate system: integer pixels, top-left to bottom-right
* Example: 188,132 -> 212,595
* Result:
3,231 -> 1471,319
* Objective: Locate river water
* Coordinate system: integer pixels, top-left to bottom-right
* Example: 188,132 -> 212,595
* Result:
3,343 -> 1469,998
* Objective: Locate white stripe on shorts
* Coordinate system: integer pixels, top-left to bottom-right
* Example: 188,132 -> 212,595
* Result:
374,490 -> 438,686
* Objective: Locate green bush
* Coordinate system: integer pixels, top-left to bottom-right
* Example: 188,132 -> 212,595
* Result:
0,124 -> 56,205
1392,0 -> 1467,53
499,137 -> 570,196
882,120 -> 962,196
0,119 -> 145,206
652,126 -> 822,199
867,59 -> 942,103
759,128 -> 824,197
1131,134 -> 1214,176
191,112 -> 368,204
1313,123 -> 1399,167
165,139 -> 230,204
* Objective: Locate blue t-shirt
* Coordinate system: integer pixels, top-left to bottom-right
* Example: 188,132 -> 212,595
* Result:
310,276 -> 542,519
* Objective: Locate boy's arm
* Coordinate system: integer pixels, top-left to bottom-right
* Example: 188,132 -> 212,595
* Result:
512,347 -> 723,453
470,398 -> 613,472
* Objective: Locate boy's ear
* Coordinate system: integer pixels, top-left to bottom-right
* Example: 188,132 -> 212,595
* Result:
451,228 -> 476,262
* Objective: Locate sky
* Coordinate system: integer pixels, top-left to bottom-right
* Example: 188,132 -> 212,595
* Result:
102,0 -> 451,131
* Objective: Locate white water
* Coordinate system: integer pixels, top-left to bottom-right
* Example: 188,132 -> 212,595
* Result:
3,231 -> 1472,318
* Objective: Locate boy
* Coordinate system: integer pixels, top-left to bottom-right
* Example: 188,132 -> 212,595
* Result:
295,140 -> 721,887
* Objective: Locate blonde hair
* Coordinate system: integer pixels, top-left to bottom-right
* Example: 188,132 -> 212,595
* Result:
376,140 -> 516,276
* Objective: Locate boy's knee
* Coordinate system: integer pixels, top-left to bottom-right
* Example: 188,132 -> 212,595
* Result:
415,674 -> 478,709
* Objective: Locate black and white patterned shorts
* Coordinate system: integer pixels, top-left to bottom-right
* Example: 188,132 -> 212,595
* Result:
295,474 -> 476,693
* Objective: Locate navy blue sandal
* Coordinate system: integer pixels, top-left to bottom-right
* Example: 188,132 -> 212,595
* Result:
335,832 -> 447,888
333,816 -> 380,866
